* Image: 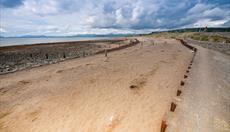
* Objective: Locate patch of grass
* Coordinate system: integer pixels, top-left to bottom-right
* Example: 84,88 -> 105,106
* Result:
190,33 -> 230,43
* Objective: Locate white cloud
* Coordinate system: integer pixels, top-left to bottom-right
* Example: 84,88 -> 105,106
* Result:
0,28 -> 7,33
180,3 -> 230,28
194,19 -> 229,27
203,7 -> 227,17
188,3 -> 212,15
21,0 -> 60,16
0,0 -> 229,36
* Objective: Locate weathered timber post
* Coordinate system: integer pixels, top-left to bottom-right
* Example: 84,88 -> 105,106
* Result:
105,49 -> 108,57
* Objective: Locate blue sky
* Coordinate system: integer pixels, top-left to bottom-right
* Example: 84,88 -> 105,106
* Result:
0,0 -> 229,36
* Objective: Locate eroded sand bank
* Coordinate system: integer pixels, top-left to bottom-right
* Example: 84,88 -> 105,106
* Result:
0,37 -> 193,132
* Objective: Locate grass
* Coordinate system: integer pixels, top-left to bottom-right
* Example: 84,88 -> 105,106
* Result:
140,32 -> 230,43
189,33 -> 230,43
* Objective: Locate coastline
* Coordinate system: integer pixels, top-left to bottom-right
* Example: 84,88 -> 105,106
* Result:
0,38 -> 138,74
0,36 -> 127,47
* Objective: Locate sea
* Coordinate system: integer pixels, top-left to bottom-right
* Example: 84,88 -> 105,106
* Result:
0,36 -> 123,47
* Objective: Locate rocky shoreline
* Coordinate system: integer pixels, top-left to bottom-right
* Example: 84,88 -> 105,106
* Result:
0,39 -> 139,74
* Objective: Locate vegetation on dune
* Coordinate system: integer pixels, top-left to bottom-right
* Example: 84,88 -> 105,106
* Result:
189,33 -> 230,43
140,27 -> 230,44
167,27 -> 230,33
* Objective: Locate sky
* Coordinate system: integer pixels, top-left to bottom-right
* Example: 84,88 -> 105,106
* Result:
0,0 -> 229,36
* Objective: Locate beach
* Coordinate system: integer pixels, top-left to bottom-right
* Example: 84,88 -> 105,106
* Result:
0,37 -> 193,132
1,0 -> 229,131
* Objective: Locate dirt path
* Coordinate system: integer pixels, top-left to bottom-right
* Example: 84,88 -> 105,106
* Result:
0,37 -> 193,132
168,43 -> 230,131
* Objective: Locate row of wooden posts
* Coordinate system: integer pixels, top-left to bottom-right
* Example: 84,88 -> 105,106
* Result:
103,39 -> 157,57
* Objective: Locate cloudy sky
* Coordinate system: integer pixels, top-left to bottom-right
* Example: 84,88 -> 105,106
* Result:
0,0 -> 229,36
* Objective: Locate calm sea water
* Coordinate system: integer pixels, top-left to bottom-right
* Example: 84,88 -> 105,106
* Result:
0,37 -> 117,47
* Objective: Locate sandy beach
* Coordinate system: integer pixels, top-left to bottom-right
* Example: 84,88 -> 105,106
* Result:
1,0 -> 229,131
0,37 -> 193,132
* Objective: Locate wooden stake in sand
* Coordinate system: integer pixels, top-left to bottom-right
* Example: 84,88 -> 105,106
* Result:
180,81 -> 185,86
177,90 -> 182,96
160,120 -> 167,132
170,102 -> 177,112
105,49 -> 108,57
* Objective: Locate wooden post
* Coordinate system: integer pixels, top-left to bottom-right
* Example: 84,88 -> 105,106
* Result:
184,75 -> 188,78
160,120 -> 167,132
177,90 -> 182,96
170,102 -> 177,112
46,54 -> 49,59
105,49 -> 107,57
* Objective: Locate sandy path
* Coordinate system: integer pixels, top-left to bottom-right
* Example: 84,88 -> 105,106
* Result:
168,43 -> 230,131
0,37 -> 193,132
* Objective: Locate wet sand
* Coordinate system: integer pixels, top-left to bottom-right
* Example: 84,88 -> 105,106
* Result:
0,37 -> 193,132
